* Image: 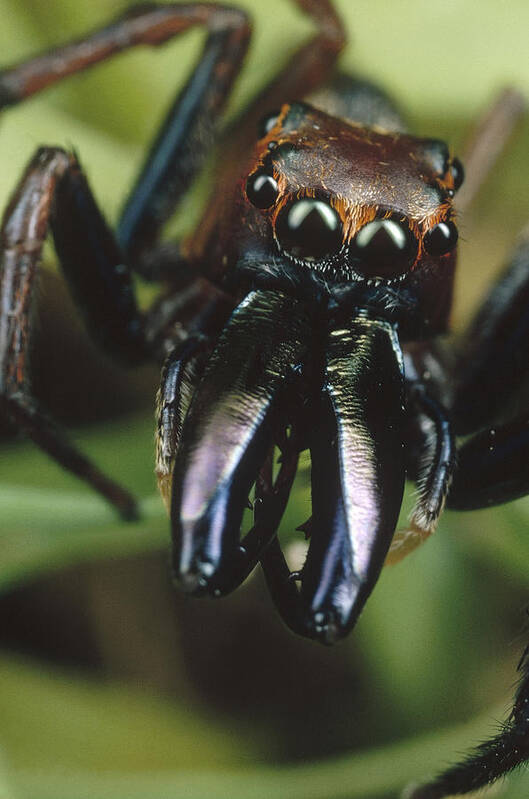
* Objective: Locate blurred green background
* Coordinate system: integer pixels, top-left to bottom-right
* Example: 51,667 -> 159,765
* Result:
1,1 -> 529,797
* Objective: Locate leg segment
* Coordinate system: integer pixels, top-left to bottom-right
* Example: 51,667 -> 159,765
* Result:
115,6 -> 251,261
451,227 -> 529,435
0,4 -> 248,108
407,648 -> 529,798
0,1 -> 344,274
448,417 -> 529,510
456,88 -> 526,212
201,0 -> 345,202
0,3 -> 251,271
0,147 -> 145,516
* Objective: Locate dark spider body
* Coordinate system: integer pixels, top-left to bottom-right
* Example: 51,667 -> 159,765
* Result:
1,2 -> 529,796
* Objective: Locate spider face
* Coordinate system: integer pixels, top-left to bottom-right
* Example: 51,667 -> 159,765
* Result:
229,103 -> 461,344
241,103 -> 459,285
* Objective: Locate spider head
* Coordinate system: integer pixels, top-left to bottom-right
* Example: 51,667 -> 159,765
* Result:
238,103 -> 462,333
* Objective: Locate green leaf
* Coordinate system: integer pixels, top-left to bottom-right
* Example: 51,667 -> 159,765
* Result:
0,653 -> 257,776
0,487 -> 168,593
3,649 -> 529,798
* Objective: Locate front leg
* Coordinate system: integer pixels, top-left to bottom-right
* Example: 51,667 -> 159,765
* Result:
0,148 -> 145,517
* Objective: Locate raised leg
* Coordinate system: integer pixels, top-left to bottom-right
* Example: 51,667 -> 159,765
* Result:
220,0 -> 345,154
0,3 -> 252,274
0,147 -> 145,517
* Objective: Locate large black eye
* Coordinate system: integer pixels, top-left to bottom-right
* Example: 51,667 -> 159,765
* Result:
424,220 -> 458,255
450,158 -> 464,192
246,170 -> 279,209
275,199 -> 343,261
349,216 -> 418,277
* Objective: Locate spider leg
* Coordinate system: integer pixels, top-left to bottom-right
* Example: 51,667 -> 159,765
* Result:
218,0 -> 345,154
451,227 -> 529,434
171,290 -> 310,596
125,0 -> 345,274
0,147 -> 149,517
456,88 -> 526,212
0,2 -> 345,278
447,417 -> 529,510
406,649 -> 529,799
0,3 -> 251,274
446,228 -> 529,506
387,387 -> 455,565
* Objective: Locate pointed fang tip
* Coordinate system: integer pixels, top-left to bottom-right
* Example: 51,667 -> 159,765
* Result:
173,557 -> 217,597
305,611 -> 346,646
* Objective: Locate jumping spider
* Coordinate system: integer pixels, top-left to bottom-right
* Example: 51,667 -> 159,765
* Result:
0,2 -> 528,796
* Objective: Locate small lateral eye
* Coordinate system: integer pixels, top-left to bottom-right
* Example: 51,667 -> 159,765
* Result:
450,158 -> 464,192
258,110 -> 280,139
424,220 -> 458,255
349,216 -> 418,277
275,198 -> 343,261
246,170 -> 279,209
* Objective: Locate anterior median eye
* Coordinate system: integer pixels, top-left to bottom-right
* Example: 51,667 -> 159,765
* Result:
349,216 -> 418,278
275,198 -> 343,261
246,170 -> 279,209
